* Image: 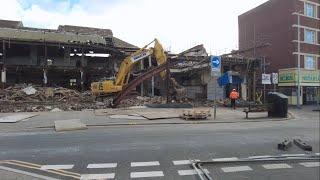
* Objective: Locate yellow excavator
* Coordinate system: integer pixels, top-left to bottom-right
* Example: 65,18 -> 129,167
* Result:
91,39 -> 168,97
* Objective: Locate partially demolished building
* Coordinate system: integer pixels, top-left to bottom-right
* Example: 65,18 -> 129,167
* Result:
0,19 -> 262,102
0,19 -> 137,89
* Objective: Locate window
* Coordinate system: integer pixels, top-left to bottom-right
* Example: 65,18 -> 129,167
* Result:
305,3 -> 316,18
304,29 -> 316,44
305,55 -> 316,70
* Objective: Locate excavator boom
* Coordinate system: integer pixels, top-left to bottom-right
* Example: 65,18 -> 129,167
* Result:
91,39 -> 167,96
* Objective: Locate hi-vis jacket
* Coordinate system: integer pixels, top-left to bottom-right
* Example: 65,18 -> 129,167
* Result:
229,91 -> 239,100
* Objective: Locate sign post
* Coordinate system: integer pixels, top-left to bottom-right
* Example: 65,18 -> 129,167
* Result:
210,56 -> 221,120
272,73 -> 278,92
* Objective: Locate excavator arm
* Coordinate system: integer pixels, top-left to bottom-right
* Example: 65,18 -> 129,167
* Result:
91,39 -> 167,96
114,38 -> 167,86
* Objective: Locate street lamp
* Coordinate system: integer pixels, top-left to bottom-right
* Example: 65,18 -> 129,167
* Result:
292,11 -> 302,108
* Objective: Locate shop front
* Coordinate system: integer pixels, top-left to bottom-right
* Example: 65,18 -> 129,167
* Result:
278,68 -> 320,105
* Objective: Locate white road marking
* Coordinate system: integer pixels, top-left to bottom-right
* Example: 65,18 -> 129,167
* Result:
249,155 -> 271,159
299,162 -> 320,167
262,163 -> 292,169
87,163 -> 117,169
315,153 -> 320,155
178,169 -> 209,176
40,164 -> 74,170
173,159 -> 200,165
212,157 -> 239,161
281,154 -> 305,157
130,171 -> 164,178
221,166 -> 252,172
80,173 -> 115,180
131,161 -> 160,167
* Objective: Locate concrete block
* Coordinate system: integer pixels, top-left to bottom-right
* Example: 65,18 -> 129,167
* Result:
294,138 -> 312,151
54,119 -> 87,132
278,138 -> 292,151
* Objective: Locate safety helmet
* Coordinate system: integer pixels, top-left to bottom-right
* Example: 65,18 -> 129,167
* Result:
232,89 -> 236,91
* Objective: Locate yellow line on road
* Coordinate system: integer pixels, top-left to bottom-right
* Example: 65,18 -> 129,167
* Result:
2,160 -> 81,179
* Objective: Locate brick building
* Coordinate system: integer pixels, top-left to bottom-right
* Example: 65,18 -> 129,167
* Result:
238,0 -> 320,105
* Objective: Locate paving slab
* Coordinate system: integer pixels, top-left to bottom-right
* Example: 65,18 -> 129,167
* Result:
0,106 -> 299,133
54,119 -> 87,132
109,114 -> 146,120
0,113 -> 38,123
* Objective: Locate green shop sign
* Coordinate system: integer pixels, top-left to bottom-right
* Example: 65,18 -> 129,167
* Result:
279,69 -> 320,83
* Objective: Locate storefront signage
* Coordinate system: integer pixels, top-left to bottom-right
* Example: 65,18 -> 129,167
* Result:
272,73 -> 278,84
279,69 -> 320,84
262,74 -> 271,84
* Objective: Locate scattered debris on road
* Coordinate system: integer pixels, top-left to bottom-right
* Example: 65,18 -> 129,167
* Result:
294,138 -> 313,151
278,138 -> 292,151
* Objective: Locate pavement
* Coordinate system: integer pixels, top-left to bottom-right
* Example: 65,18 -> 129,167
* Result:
0,105 -> 319,179
0,106 -> 292,133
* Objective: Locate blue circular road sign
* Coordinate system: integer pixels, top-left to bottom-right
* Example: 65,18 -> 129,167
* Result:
211,56 -> 221,68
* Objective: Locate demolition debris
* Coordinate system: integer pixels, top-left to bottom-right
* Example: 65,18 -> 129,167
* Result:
0,84 -> 97,112
0,84 -> 177,112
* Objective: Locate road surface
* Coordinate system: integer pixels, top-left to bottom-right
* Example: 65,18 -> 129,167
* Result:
0,108 -> 319,179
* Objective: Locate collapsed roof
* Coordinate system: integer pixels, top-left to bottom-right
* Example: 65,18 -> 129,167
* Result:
0,19 -> 137,49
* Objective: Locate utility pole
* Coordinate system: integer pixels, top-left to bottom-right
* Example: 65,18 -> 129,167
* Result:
253,24 -> 256,102
140,60 -> 144,96
263,57 -> 266,103
297,13 -> 301,108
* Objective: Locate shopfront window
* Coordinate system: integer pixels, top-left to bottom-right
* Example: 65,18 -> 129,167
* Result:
305,87 -> 318,104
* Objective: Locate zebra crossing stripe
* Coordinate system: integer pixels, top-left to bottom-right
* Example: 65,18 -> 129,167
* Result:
221,166 -> 252,172
262,163 -> 292,169
178,169 -> 209,176
299,162 -> 320,167
131,161 -> 160,167
87,163 -> 117,169
173,159 -> 200,165
130,171 -> 164,178
80,173 -> 115,179
40,165 -> 74,170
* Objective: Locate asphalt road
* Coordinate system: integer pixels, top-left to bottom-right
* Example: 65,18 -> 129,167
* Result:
0,108 -> 319,180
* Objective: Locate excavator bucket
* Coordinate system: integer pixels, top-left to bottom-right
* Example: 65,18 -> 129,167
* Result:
154,39 -> 167,78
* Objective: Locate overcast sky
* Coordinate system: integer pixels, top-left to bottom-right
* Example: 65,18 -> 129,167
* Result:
0,0 -> 268,54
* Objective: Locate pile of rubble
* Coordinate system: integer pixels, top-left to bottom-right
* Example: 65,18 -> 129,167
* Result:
0,84 -> 171,112
0,84 -> 94,102
0,84 -> 103,112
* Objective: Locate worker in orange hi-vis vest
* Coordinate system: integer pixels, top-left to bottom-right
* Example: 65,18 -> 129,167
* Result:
229,89 -> 239,109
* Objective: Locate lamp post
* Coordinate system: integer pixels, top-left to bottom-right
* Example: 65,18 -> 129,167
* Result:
292,12 -> 302,108
297,12 -> 301,108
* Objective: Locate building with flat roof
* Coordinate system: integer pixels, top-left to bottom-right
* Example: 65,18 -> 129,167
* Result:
238,0 -> 320,105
